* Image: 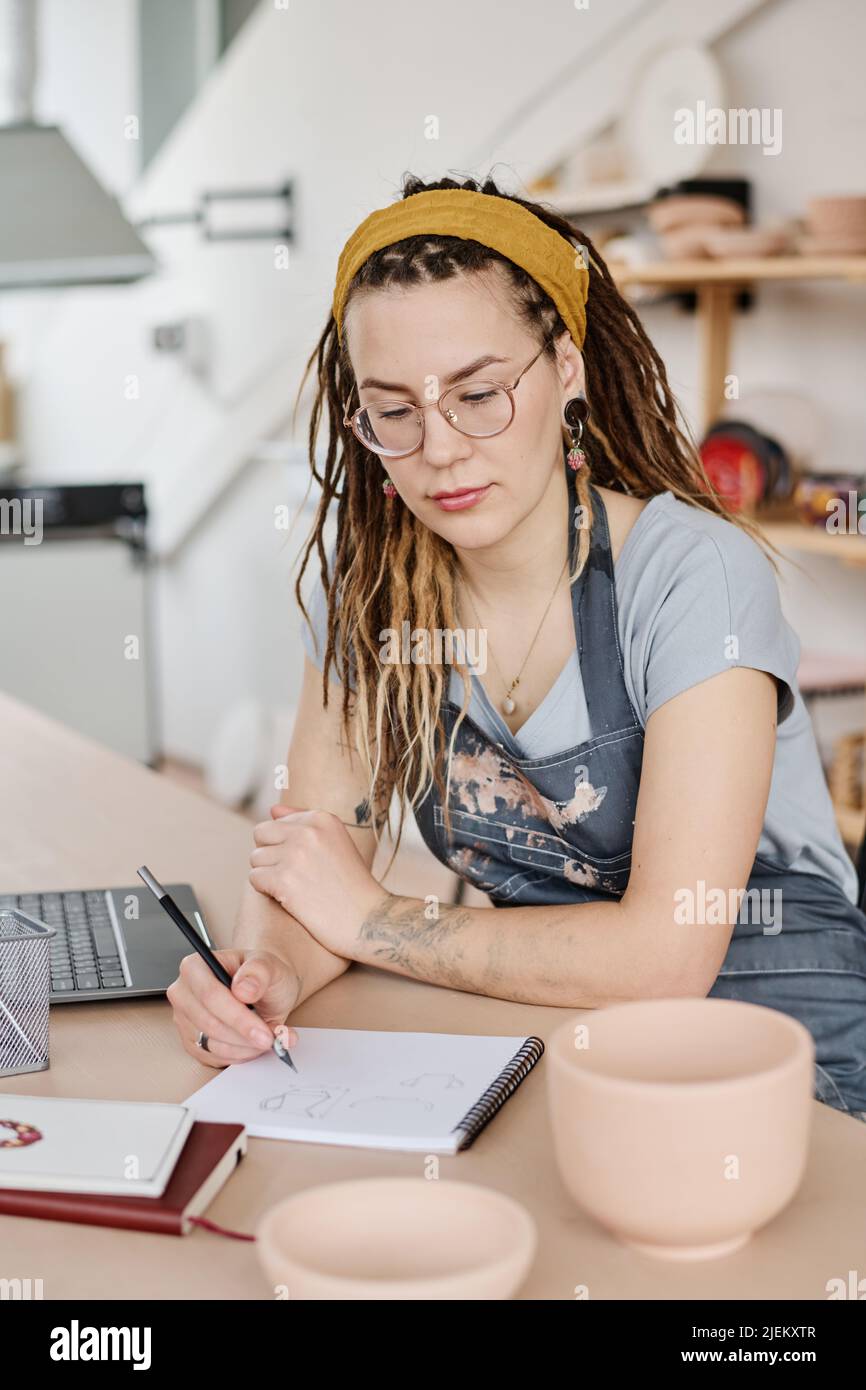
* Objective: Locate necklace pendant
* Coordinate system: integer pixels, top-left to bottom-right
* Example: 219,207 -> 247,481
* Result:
502,695 -> 516,715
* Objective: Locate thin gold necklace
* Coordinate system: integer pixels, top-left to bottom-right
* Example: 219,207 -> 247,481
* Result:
459,552 -> 570,716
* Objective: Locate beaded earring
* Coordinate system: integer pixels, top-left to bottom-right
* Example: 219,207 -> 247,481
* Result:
382,476 -> 397,497
563,392 -> 589,471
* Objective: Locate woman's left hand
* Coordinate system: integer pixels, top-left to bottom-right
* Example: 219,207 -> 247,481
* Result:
249,805 -> 386,956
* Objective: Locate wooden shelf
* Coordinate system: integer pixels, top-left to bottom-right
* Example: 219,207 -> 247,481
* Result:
754,521 -> 865,847
605,252 -> 866,854
608,255 -> 866,289
603,255 -> 866,433
758,522 -> 866,567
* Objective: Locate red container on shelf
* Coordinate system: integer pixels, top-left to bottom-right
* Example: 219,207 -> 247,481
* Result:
699,433 -> 766,512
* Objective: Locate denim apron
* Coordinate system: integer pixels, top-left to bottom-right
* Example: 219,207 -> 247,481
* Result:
413,472 -> 866,1121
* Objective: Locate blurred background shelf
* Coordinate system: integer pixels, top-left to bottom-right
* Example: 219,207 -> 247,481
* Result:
752,520 -> 866,852
608,255 -> 866,288
608,257 -> 866,431
836,803 -> 866,849
758,523 -> 866,567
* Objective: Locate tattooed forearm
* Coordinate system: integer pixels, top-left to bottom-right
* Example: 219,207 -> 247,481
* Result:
345,884 -> 642,1008
353,891 -> 538,1001
356,892 -> 483,992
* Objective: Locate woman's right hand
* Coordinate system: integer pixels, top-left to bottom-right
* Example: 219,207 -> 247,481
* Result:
166,948 -> 301,1069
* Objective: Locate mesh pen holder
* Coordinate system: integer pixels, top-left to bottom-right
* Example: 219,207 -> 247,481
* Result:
0,910 -> 55,1078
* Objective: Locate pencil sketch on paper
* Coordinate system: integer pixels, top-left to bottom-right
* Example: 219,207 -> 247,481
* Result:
348,1096 -> 434,1112
400,1073 -> 464,1089
259,1086 -> 348,1119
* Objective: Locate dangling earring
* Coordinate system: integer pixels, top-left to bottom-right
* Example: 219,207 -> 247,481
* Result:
563,392 -> 589,471
566,420 -> 585,472
382,476 -> 397,497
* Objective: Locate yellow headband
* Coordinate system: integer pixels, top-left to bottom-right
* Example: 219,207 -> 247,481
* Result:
332,188 -> 590,350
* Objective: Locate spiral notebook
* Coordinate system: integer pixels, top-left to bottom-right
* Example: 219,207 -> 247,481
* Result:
183,1027 -> 544,1154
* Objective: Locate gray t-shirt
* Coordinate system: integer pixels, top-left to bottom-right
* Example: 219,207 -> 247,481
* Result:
300,491 -> 858,904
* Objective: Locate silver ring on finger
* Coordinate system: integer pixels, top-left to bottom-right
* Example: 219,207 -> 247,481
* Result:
196,1029 -> 210,1053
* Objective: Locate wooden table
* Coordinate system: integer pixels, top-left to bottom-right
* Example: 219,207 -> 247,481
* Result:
1,694 -> 864,1300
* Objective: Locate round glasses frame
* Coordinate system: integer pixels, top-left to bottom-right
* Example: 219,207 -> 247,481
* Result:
342,338 -> 552,460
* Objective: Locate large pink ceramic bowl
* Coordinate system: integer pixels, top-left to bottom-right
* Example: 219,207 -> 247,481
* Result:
256,1177 -> 537,1300
547,998 -> 814,1260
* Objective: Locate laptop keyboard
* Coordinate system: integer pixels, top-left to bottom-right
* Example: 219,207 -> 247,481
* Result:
0,891 -> 128,994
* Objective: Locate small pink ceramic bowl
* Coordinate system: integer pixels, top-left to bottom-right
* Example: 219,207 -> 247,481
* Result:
547,998 -> 814,1260
256,1177 -> 537,1299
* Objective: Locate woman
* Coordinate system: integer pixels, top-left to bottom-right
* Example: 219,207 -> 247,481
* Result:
167,174 -> 866,1122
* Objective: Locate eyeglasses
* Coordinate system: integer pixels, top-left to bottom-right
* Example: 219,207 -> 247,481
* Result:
342,340 -> 551,459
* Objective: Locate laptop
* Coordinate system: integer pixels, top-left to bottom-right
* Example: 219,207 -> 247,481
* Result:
0,885 -> 212,1003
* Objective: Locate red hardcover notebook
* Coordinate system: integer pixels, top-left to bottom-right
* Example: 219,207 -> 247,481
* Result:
0,1121 -> 247,1236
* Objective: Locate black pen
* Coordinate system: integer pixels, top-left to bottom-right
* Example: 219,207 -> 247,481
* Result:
137,865 -> 297,1072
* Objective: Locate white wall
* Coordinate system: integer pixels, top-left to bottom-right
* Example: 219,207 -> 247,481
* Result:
1,0 -> 864,765
664,0 -> 866,690
36,0 -> 139,194
645,0 -> 866,466
0,0 -> 139,372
